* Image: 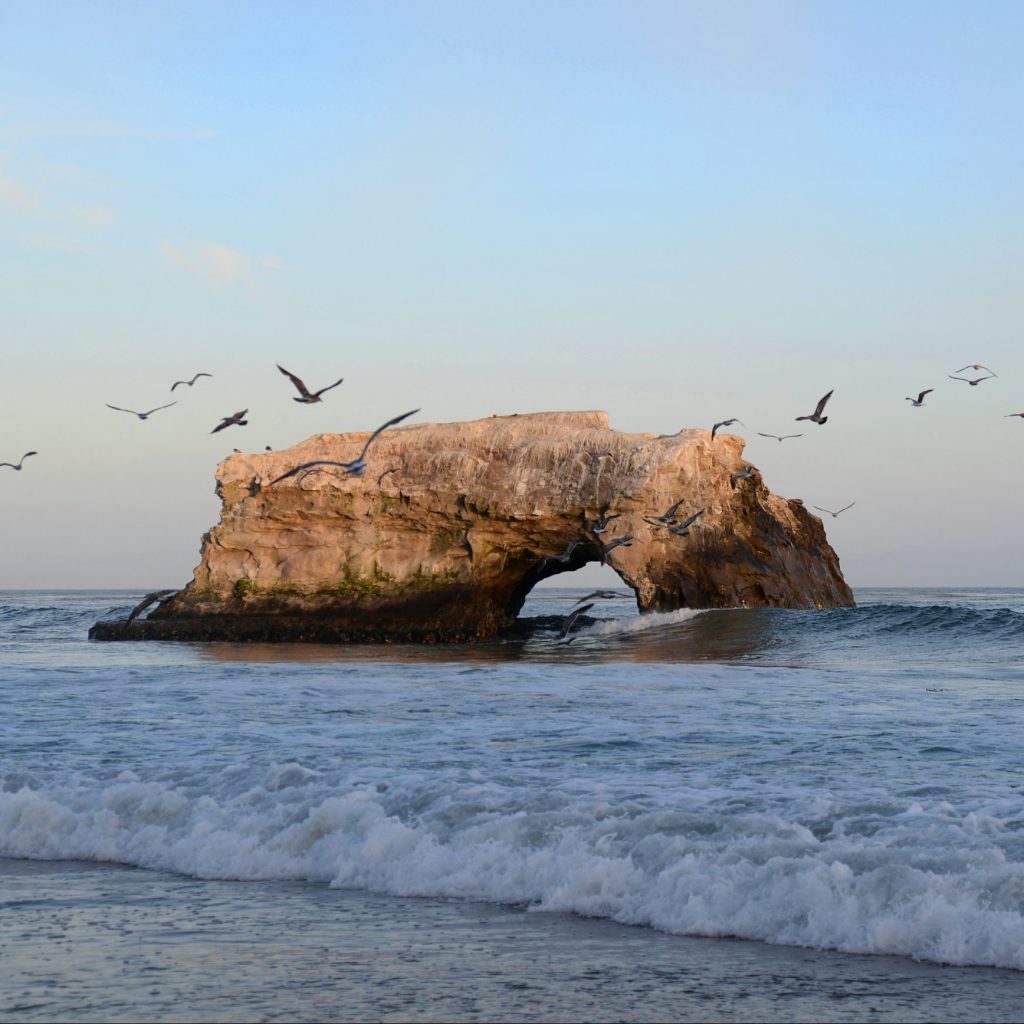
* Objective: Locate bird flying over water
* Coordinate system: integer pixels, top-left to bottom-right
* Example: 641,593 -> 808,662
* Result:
0,451 -> 37,470
571,590 -> 624,606
796,390 -> 833,425
540,538 -> 588,570
906,389 -> 934,407
558,603 -> 594,641
711,418 -> 745,440
757,432 -> 803,442
170,373 -> 212,391
954,364 -> 997,376
212,409 -> 249,433
948,374 -> 995,386
270,409 -> 420,484
813,502 -> 856,518
277,365 -> 344,404
126,589 -> 176,624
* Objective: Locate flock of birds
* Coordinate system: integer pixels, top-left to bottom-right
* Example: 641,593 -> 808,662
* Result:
5,357 -> 1019,641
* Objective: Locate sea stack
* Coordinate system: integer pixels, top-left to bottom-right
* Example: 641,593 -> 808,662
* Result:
90,411 -> 854,643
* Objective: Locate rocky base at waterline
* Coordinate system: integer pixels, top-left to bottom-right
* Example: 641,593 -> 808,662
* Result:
89,411 -> 854,643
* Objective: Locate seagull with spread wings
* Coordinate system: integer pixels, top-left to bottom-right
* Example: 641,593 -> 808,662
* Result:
796,389 -> 834,425
277,364 -> 344,404
0,451 -> 37,470
170,373 -> 212,391
270,409 -> 420,483
757,432 -> 803,442
954,363 -> 997,377
711,418 -> 745,440
948,373 -> 995,387
906,389 -> 934,407
813,502 -> 856,518
106,402 -> 177,420
212,409 -> 249,433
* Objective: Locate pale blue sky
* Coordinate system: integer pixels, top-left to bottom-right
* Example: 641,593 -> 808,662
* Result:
2,1 -> 1022,588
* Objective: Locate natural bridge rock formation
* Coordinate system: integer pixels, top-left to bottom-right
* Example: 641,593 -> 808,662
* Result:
91,411 -> 854,643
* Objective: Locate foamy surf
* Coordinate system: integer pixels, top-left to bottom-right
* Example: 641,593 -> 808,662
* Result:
570,607 -> 707,640
3,763 -> 1024,970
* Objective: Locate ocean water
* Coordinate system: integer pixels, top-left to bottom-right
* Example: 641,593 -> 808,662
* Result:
3,587 -> 1024,1020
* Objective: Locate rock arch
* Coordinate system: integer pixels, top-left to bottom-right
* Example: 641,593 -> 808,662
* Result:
91,411 -> 853,643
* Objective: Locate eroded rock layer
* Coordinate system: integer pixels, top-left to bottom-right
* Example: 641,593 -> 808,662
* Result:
90,411 -> 854,642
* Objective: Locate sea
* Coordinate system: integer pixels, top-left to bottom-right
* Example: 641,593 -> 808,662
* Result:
2,587 -> 1024,1022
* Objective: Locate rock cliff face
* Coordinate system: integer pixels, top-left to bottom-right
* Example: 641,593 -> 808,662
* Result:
91,411 -> 854,642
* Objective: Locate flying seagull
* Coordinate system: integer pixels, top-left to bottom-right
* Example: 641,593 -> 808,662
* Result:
270,409 -> 420,484
711,418 -> 745,440
599,534 -> 634,564
277,364 -> 344,404
647,498 -> 687,525
796,389 -> 834,425
571,590 -> 625,606
0,451 -> 37,470
757,432 -> 803,442
558,603 -> 594,641
813,502 -> 856,518
731,466 -> 756,489
906,389 -> 934,407
212,409 -> 249,433
170,372 -> 212,392
587,512 -> 621,536
954,364 -> 997,376
126,589 -> 176,624
647,510 -> 704,536
948,374 -> 994,386
540,538 -> 589,570
106,402 -> 177,420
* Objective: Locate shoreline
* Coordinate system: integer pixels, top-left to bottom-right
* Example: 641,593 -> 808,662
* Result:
3,858 -> 1023,1024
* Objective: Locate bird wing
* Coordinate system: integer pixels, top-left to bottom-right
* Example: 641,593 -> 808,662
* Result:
664,497 -> 686,519
311,377 -> 344,399
757,433 -> 778,440
143,402 -> 177,416
22,451 -> 38,460
811,506 -> 833,515
837,502 -> 856,514
782,434 -> 803,440
355,408 -> 420,462
558,603 -> 594,638
277,364 -> 312,398
106,404 -> 140,415
675,510 -> 705,531
918,390 -> 934,402
948,375 -> 969,382
170,380 -> 185,391
813,390 -> 834,416
270,460 -> 348,485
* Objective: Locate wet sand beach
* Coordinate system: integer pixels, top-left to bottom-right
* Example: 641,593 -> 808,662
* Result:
3,859 -> 1023,1024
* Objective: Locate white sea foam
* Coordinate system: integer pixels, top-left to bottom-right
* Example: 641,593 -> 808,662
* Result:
3,765 -> 1024,969
573,607 -> 706,639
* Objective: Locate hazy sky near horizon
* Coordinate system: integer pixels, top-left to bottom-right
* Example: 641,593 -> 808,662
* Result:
2,0 -> 1022,589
